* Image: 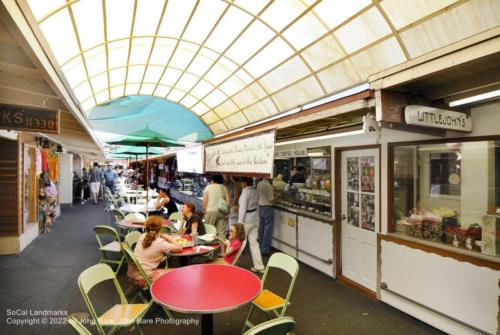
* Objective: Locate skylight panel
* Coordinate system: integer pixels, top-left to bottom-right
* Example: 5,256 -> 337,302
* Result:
204,89 -> 227,108
187,54 -> 215,77
232,0 -> 270,15
225,20 -> 274,63
190,81 -> 215,99
95,90 -> 110,104
110,85 -> 125,99
84,46 -> 107,77
259,56 -> 310,93
126,65 -> 146,83
214,100 -> 239,118
62,56 -> 86,88
167,89 -> 186,102
272,76 -> 323,111
154,85 -> 170,97
108,40 -> 130,69
260,0 -> 306,32
125,83 -> 140,96
81,98 -> 96,112
109,67 -> 126,87
143,65 -> 164,83
335,7 -> 392,53
191,102 -> 210,115
105,0 -> 134,41
179,94 -> 198,108
158,0 -> 197,39
149,38 -> 176,65
245,37 -> 294,78
183,0 -> 227,44
313,0 -> 371,30
160,68 -> 183,86
139,83 -> 157,95
74,81 -> 93,101
90,72 -> 108,93
129,38 -> 154,65
205,6 -> 253,53
27,0 -> 65,21
218,75 -> 247,97
72,0 -> 104,51
133,0 -> 165,36
301,35 -> 345,71
283,13 -> 328,50
176,73 -> 199,92
39,8 -> 79,64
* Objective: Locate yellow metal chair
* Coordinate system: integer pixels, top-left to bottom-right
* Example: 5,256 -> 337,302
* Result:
93,225 -> 125,275
121,244 -> 174,319
243,253 -> 299,333
78,263 -> 152,335
243,317 -> 296,335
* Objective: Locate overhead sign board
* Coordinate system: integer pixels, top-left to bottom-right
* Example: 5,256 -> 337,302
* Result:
205,130 -> 275,177
404,105 -> 472,132
176,145 -> 204,174
0,104 -> 60,134
274,148 -> 308,159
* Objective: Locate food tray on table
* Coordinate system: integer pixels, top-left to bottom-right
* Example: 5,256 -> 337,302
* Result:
175,236 -> 195,248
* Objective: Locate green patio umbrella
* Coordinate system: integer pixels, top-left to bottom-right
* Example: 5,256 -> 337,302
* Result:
106,136 -> 186,216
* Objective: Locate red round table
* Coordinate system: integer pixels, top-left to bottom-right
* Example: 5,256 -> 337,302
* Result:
151,264 -> 262,335
118,218 -> 171,229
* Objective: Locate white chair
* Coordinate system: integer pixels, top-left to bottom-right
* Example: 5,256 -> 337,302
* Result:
243,317 -> 295,335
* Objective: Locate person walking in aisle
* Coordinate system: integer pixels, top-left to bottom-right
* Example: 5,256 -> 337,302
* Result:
88,162 -> 103,205
238,177 -> 264,273
103,164 -> 118,194
203,175 -> 230,239
257,178 -> 275,256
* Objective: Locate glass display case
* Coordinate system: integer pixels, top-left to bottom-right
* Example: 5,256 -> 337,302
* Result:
273,146 -> 332,220
391,139 -> 500,258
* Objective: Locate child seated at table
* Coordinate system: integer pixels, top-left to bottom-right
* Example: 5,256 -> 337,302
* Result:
127,216 -> 182,286
214,223 -> 245,265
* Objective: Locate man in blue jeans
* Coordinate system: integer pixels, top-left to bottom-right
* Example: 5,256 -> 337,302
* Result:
257,178 -> 275,256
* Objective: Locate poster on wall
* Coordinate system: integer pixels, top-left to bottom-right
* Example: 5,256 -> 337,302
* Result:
347,192 -> 359,227
360,156 -> 375,193
361,194 -> 375,231
205,130 -> 275,177
177,145 -> 204,174
347,157 -> 359,191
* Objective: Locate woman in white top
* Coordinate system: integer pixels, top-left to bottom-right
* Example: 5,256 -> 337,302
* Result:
203,175 -> 230,238
238,177 -> 264,273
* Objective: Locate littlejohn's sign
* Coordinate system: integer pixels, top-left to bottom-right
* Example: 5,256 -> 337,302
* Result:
0,104 -> 60,134
404,105 -> 472,132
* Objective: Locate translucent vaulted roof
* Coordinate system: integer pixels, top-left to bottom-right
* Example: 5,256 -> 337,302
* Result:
24,0 -> 500,135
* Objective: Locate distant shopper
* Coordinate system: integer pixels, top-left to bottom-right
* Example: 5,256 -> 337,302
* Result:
238,177 -> 264,273
203,175 -> 230,238
225,175 -> 242,232
150,188 -> 177,217
88,162 -> 103,204
127,216 -> 182,286
257,178 -> 274,256
103,164 -> 118,194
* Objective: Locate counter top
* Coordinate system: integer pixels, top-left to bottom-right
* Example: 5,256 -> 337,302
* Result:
273,204 -> 334,224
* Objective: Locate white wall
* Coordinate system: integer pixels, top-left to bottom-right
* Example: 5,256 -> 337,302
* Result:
59,153 -> 73,204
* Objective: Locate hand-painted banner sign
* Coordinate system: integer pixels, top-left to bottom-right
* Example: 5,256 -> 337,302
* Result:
205,130 -> 275,177
0,104 -> 60,134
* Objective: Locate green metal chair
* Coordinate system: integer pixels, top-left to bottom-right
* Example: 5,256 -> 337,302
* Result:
123,231 -> 141,250
110,208 -> 127,237
121,244 -> 174,319
204,224 -> 217,235
168,211 -> 181,221
243,317 -> 296,335
93,225 -> 125,275
243,253 -> 299,333
67,315 -> 92,335
78,263 -> 152,335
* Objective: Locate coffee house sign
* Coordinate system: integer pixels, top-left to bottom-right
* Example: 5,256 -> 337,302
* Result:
404,105 -> 472,132
0,104 -> 60,134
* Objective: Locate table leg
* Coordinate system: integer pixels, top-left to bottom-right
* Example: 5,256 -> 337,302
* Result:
201,314 -> 213,335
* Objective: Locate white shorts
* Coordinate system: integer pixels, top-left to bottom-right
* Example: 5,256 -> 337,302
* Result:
90,182 -> 101,193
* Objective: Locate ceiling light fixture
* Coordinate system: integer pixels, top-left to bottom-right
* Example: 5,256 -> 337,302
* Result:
449,89 -> 500,107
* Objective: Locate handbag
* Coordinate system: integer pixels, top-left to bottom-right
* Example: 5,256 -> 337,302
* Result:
218,185 -> 229,215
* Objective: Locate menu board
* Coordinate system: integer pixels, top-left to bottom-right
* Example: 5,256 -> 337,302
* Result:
176,145 -> 204,174
205,131 -> 275,177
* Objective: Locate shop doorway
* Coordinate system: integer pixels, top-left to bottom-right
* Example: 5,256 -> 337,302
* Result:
338,147 -> 379,293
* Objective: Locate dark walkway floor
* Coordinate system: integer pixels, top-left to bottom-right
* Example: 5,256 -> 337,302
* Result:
0,203 -> 445,335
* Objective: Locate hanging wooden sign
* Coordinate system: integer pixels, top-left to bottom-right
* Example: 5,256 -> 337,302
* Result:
0,104 -> 60,134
